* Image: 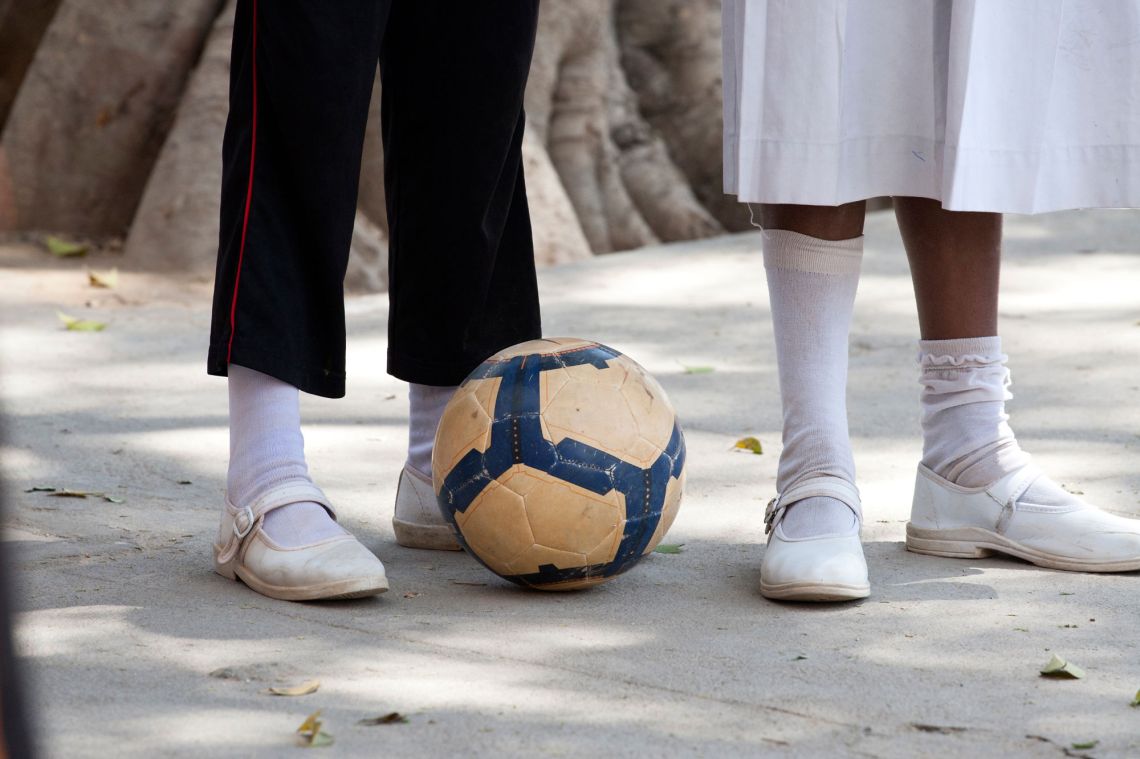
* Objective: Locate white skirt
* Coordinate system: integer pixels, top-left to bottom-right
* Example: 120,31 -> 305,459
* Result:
723,0 -> 1140,213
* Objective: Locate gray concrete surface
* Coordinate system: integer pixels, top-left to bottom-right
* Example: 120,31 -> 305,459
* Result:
2,209 -> 1140,757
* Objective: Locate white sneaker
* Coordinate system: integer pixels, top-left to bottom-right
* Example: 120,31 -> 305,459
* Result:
213,481 -> 388,601
908,464 -> 1140,572
393,465 -> 461,551
761,476 -> 870,601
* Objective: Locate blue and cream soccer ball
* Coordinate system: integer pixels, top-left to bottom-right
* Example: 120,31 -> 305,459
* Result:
432,338 -> 686,590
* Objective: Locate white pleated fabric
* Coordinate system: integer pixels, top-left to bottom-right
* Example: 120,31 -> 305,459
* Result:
723,0 -> 1140,213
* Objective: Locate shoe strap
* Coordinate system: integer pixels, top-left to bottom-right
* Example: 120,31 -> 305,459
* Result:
216,481 -> 336,565
984,463 -> 1045,534
765,476 -> 862,534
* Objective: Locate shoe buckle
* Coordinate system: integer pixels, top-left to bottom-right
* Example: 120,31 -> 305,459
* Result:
233,505 -> 256,539
764,497 -> 780,534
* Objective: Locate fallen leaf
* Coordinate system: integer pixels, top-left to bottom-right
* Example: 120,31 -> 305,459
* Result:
911,723 -> 967,735
733,436 -> 763,455
177,480 -> 192,485
653,543 -> 684,554
682,365 -> 714,375
294,711 -> 332,743
266,680 -> 320,696
1131,689 -> 1140,707
103,495 -> 124,504
403,592 -> 420,599
87,268 -> 119,288
357,712 -> 408,726
57,311 -> 106,332
1013,627 -> 1029,632
792,654 -> 808,661
1059,592 -> 1075,596
48,489 -> 101,499
1071,740 -> 1099,750
24,486 -> 57,493
45,236 -> 88,257
296,710 -> 333,748
1040,654 -> 1085,679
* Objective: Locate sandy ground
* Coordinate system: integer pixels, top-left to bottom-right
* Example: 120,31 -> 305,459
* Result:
2,209 -> 1140,757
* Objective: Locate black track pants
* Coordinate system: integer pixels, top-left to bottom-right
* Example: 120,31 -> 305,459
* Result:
207,0 -> 542,398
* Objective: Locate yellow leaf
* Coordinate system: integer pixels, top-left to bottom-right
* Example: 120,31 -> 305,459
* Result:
296,710 -> 334,748
267,679 -> 320,696
733,436 -> 763,455
45,236 -> 88,257
88,268 -> 119,288
57,311 -> 107,332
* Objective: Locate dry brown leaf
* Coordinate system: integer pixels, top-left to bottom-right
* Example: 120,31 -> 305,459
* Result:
357,712 -> 409,726
266,679 -> 320,696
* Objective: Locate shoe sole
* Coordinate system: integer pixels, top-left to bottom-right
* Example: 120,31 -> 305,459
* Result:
906,523 -> 1140,573
213,553 -> 389,601
392,518 -> 462,551
759,581 -> 870,602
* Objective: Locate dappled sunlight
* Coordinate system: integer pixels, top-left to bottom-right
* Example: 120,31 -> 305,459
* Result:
4,210 -> 1140,755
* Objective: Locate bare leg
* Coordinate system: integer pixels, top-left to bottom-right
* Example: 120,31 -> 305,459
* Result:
894,197 -> 1000,339
760,201 -> 866,241
894,197 -> 1140,572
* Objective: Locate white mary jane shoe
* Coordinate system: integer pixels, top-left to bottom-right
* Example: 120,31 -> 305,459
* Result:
392,465 -> 461,551
908,464 -> 1140,573
213,481 -> 389,601
761,476 -> 870,602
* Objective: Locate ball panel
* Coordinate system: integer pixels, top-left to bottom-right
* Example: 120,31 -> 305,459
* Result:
542,374 -> 651,467
507,467 -> 624,554
619,363 -> 677,453
538,366 -> 570,414
432,377 -> 499,485
454,478 -> 534,572
505,544 -> 587,576
584,523 -> 623,566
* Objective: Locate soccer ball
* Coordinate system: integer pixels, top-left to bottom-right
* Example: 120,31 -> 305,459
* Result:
432,337 -> 686,590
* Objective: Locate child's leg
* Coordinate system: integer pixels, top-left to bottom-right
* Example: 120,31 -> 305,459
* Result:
760,202 -> 865,538
227,365 -> 346,547
895,199 -> 1038,490
896,197 -> 1140,571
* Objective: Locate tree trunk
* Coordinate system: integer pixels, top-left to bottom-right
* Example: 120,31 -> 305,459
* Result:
0,0 -> 222,236
617,0 -> 752,232
525,0 -> 722,254
0,0 -> 62,132
123,0 -> 234,277
4,0 -> 744,291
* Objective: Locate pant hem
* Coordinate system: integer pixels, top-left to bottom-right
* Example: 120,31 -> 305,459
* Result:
208,340 -> 346,398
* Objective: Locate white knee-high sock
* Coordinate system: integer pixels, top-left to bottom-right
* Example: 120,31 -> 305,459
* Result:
764,230 -> 862,538
227,365 -> 344,547
918,337 -> 1075,507
407,383 -> 457,478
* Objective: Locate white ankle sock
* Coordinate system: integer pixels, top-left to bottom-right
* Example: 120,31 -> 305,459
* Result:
407,383 -> 457,478
918,337 -> 1076,509
227,365 -> 345,547
764,229 -> 862,538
